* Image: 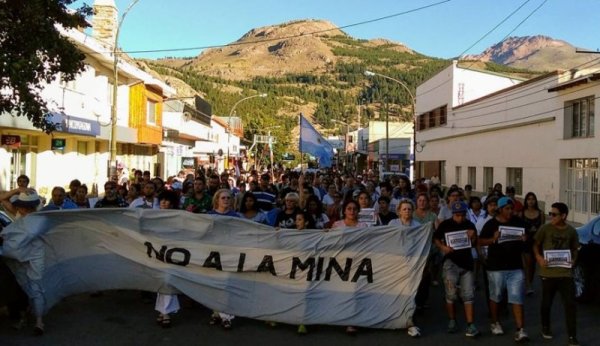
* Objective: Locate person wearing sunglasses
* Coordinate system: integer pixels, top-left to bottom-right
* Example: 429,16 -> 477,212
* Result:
533,202 -> 579,346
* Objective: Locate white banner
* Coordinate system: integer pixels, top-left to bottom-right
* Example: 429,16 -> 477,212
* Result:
0,209 -> 433,329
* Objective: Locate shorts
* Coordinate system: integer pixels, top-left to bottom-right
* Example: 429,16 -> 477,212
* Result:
487,269 -> 524,305
442,260 -> 475,304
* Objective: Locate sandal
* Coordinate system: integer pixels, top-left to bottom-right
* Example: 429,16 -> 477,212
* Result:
156,314 -> 164,325
221,319 -> 232,330
208,314 -> 221,326
161,317 -> 171,329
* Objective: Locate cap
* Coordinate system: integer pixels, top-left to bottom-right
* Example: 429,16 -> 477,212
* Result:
450,200 -> 468,214
12,189 -> 41,208
497,196 -> 514,209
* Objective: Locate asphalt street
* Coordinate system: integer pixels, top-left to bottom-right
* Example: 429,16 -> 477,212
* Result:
1,272 -> 597,346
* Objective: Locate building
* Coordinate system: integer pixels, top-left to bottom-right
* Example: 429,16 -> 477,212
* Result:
416,60 -> 600,224
0,0 -> 175,196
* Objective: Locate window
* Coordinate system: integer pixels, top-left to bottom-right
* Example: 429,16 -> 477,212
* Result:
455,166 -> 462,186
468,167 -> 476,189
77,141 -> 88,156
147,100 -> 157,125
566,96 -> 594,138
440,105 -> 447,125
483,167 -> 494,193
506,167 -> 523,195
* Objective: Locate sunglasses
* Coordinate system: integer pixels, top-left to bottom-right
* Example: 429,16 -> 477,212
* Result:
548,212 -> 560,217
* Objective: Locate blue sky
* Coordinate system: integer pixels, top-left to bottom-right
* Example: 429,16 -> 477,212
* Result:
77,0 -> 600,59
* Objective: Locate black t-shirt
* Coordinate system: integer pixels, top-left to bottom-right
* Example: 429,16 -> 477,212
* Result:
378,212 -> 398,225
480,217 -> 528,271
275,208 -> 299,229
434,218 -> 477,271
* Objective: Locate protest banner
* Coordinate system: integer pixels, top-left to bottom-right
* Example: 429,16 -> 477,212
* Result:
0,209 -> 433,329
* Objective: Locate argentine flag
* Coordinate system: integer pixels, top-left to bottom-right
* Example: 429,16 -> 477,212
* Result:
299,114 -> 334,167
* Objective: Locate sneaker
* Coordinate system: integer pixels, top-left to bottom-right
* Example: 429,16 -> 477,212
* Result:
514,328 -> 529,342
297,324 -> 308,335
208,314 -> 221,326
541,327 -> 553,339
447,319 -> 458,334
407,326 -> 421,338
490,322 -> 504,335
568,337 -> 580,346
465,324 -> 480,337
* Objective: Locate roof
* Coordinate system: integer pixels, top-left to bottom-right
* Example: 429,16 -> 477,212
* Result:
453,70 -> 562,110
547,72 -> 600,92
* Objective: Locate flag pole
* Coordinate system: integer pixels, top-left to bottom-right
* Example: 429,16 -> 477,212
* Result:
299,113 -> 304,172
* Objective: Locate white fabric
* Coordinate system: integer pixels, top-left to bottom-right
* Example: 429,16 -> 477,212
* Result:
0,209 -> 433,329
155,293 -> 180,315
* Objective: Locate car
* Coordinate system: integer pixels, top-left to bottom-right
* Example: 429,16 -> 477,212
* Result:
574,215 -> 600,302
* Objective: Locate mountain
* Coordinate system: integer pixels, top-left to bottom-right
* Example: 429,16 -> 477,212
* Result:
465,35 -> 596,71
146,21 -> 556,160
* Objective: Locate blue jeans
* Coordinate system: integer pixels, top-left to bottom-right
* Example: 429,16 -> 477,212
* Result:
487,269 -> 524,305
442,260 -> 475,304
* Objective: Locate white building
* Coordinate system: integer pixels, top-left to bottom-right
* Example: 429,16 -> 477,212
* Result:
416,61 -> 600,224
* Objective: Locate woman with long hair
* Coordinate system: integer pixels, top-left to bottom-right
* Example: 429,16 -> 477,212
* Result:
304,194 -> 329,229
522,192 -> 545,295
239,192 -> 268,224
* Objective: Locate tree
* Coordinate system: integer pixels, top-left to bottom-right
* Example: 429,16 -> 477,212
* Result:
0,0 -> 91,132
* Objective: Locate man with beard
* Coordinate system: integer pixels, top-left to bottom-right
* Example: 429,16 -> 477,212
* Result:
94,181 -> 129,208
182,177 -> 212,214
129,181 -> 159,209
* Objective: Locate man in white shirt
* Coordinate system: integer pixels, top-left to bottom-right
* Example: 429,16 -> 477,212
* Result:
129,181 -> 159,209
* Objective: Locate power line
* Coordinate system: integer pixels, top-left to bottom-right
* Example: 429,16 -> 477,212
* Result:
419,0 -> 550,98
448,70 -> 600,123
449,59 -> 600,116
443,95 -> 599,129
457,0 -> 532,58
115,0 -> 452,55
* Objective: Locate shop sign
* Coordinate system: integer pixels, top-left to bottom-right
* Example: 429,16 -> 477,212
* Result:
182,157 -> 196,169
1,135 -> 21,147
51,138 -> 66,150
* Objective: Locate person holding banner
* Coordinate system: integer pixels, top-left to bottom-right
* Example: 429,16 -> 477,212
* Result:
533,202 -> 579,346
154,190 -> 181,328
433,200 -> 480,338
331,199 -> 368,335
207,188 -> 240,329
479,197 -> 529,342
389,199 -> 419,227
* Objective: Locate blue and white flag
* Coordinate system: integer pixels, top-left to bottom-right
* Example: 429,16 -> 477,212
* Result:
0,209 -> 433,329
299,114 -> 334,167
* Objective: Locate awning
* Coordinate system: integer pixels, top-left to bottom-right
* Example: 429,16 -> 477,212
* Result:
548,73 -> 600,92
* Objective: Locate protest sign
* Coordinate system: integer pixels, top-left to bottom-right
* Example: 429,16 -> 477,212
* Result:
0,209 -> 433,329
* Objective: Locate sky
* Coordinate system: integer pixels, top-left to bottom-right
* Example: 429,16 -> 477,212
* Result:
74,0 -> 600,59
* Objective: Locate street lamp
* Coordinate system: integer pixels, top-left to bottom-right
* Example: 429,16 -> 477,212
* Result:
226,93 -> 267,170
109,0 -> 141,179
364,70 -> 416,181
332,119 -> 352,170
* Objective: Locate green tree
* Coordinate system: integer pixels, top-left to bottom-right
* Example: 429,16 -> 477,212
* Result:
0,0 -> 91,132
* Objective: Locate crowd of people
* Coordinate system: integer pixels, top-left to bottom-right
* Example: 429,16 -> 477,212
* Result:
0,166 -> 581,345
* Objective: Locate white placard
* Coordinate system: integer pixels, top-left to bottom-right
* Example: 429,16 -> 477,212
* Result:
358,208 -> 377,225
498,226 -> 524,243
544,250 -> 572,268
444,230 -> 471,250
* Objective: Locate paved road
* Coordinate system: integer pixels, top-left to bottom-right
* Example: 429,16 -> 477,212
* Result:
1,274 -> 597,346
